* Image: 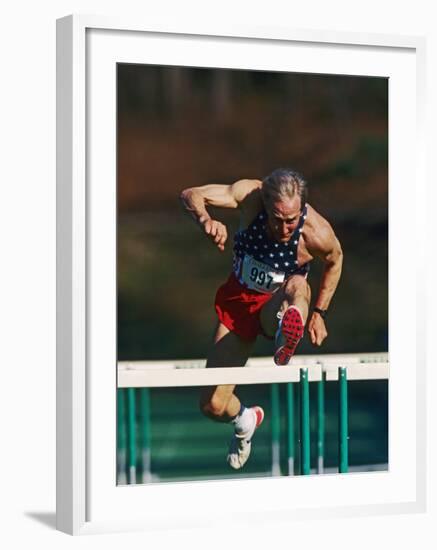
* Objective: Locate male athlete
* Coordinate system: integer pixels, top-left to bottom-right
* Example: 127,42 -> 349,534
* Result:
180,168 -> 343,470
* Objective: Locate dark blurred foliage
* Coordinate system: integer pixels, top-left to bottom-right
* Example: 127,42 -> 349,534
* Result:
117,64 -> 388,361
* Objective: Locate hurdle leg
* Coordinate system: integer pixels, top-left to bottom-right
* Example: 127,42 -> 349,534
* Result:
300,368 -> 311,475
286,383 -> 295,476
117,388 -> 128,485
127,387 -> 137,484
338,367 -> 349,473
271,383 -> 281,476
139,388 -> 152,483
317,369 -> 325,474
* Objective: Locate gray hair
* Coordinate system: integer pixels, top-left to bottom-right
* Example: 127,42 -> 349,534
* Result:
261,168 -> 308,209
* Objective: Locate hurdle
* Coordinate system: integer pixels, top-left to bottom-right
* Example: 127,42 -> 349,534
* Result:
117,352 -> 389,483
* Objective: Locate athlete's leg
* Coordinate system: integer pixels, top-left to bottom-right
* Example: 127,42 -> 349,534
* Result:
199,323 -> 264,470
199,322 -> 254,422
260,275 -> 311,364
260,275 -> 311,337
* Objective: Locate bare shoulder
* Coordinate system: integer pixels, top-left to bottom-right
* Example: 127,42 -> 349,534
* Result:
231,178 -> 262,204
303,205 -> 341,256
236,179 -> 263,224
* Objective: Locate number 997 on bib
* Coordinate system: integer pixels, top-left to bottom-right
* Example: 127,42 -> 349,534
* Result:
241,255 -> 285,293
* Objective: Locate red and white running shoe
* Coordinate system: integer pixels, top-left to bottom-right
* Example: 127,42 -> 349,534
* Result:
227,406 -> 264,470
274,306 -> 305,366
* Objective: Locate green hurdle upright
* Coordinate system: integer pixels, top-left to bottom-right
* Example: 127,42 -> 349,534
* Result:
286,383 -> 295,475
139,388 -> 151,483
317,369 -> 325,474
117,388 -> 127,485
300,368 -> 311,475
338,367 -> 349,473
127,387 -> 137,484
271,384 -> 281,476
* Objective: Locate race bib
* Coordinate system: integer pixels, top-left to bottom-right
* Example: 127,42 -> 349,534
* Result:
240,255 -> 285,294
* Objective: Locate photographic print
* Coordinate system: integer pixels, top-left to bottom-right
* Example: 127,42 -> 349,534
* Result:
116,64 -> 388,485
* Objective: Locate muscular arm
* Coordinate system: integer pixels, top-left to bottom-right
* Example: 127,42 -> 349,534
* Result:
305,214 -> 343,345
180,179 -> 261,251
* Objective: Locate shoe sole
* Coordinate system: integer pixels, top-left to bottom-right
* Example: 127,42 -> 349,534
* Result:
274,306 -> 304,366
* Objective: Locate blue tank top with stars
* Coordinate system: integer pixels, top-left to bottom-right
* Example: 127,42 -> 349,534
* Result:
232,203 -> 310,294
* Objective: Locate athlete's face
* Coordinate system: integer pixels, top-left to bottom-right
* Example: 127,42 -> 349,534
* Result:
265,196 -> 302,242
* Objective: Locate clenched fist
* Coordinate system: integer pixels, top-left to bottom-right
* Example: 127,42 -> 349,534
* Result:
200,217 -> 228,252
307,312 -> 328,346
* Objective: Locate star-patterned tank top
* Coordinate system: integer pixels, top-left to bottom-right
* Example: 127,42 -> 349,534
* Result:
232,204 -> 310,294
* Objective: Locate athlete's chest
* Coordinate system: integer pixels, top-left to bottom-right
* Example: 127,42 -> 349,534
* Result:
236,208 -> 313,265
235,217 -> 300,265
233,208 -> 312,293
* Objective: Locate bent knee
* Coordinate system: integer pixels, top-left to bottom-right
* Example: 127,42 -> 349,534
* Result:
199,391 -> 228,419
284,276 -> 310,299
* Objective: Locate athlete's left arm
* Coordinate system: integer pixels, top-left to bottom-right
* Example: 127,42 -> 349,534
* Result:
305,215 -> 343,346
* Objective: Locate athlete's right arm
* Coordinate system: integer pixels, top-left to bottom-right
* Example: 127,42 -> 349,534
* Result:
179,179 -> 261,252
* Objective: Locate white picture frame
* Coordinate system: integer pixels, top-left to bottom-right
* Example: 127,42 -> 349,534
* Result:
56,14 -> 427,535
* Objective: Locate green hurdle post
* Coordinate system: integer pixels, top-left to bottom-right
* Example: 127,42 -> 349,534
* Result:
139,388 -> 151,483
286,383 -> 295,475
127,387 -> 137,484
338,367 -> 349,473
317,368 -> 325,474
300,368 -> 311,475
117,388 -> 127,485
271,384 -> 281,476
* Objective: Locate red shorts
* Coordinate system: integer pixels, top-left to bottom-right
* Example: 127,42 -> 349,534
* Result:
214,272 -> 275,341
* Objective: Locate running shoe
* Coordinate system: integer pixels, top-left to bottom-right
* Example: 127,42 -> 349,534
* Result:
227,406 -> 264,470
274,306 -> 305,366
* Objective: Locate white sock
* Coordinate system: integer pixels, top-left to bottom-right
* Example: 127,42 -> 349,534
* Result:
231,406 -> 254,435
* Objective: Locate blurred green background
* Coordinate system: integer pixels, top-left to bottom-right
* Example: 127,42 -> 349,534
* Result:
116,64 -> 388,481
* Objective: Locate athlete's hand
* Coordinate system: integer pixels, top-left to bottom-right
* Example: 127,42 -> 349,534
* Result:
308,313 -> 328,346
201,217 -> 228,251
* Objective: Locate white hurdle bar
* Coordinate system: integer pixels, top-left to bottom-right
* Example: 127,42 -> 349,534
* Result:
117,352 -> 389,388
